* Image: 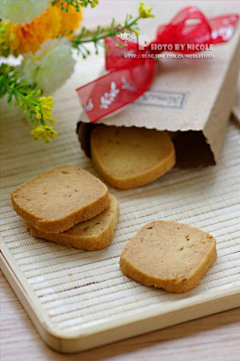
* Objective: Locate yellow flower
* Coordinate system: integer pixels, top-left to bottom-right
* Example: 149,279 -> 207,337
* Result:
138,2 -> 154,19
35,106 -> 42,120
35,97 -> 55,123
11,4 -> 82,54
0,20 -> 15,57
90,0 -> 99,8
30,125 -> 57,143
40,97 -> 55,124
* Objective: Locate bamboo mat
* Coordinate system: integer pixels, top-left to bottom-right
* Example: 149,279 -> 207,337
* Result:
1,50 -> 240,352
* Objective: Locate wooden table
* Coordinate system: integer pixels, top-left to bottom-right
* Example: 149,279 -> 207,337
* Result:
1,270 -> 240,361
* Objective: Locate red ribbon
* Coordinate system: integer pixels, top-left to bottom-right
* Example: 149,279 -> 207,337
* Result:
76,7 -> 239,123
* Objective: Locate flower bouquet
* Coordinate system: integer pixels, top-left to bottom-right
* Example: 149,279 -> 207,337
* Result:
0,0 -> 153,142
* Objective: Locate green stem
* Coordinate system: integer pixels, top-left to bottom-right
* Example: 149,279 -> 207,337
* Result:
72,15 -> 141,48
15,89 -> 40,107
126,16 -> 141,29
3,79 -> 40,107
2,78 -> 44,124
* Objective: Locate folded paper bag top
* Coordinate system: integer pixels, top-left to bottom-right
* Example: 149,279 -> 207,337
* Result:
76,6 -> 240,168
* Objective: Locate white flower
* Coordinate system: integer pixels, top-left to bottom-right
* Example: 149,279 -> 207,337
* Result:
21,38 -> 75,94
0,0 -> 51,24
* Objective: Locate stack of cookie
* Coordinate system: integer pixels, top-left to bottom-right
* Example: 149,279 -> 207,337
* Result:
11,165 -> 119,251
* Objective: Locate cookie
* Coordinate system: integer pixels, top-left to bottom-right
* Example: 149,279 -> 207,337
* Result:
27,194 -> 119,251
11,165 -> 110,233
90,126 -> 176,189
120,220 -> 217,293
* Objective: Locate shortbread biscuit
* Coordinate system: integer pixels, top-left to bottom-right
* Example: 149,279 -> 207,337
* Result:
120,220 -> 217,293
11,165 -> 110,233
27,194 -> 119,251
90,126 -> 175,189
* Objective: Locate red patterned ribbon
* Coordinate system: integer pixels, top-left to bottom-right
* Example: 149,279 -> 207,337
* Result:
76,7 -> 239,123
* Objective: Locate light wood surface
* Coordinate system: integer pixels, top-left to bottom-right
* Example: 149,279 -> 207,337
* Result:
1,270 -> 240,361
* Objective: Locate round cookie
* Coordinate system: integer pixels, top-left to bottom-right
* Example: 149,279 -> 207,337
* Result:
120,220 -> 217,293
90,126 -> 176,189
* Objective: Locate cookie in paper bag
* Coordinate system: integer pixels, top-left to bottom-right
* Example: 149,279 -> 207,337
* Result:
120,220 -> 217,293
90,126 -> 175,189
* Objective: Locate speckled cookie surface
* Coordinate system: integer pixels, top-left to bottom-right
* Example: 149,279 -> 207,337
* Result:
120,220 -> 217,293
90,126 -> 176,189
27,194 -> 119,250
11,165 -> 110,233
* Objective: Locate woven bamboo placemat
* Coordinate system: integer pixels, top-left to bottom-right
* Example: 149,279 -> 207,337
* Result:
1,52 -> 240,352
